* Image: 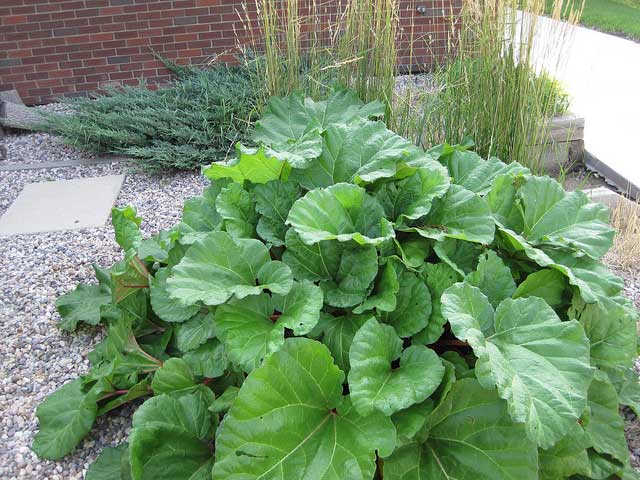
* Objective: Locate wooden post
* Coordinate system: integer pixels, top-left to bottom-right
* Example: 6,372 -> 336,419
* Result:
0,100 -> 42,130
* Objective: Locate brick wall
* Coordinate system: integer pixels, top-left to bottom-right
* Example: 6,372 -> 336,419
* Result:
0,0 -> 458,105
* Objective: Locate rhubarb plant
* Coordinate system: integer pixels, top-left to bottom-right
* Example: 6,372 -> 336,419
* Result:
33,88 -> 639,480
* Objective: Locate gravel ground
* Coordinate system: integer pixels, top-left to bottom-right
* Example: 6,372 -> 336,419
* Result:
1,121 -> 639,478
0,134 -> 207,478
0,103 -> 94,166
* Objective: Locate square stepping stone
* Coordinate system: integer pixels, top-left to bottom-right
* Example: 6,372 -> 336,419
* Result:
0,175 -> 125,236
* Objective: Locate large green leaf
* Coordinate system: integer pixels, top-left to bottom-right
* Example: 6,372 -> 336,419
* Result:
518,176 -> 614,259
607,366 -> 640,417
215,182 -> 258,239
389,354 -> 459,448
281,228 -> 342,282
382,379 -> 538,480
263,125 -> 323,168
292,119 -> 430,188
252,91 -> 312,145
374,164 -> 450,224
204,143 -> 287,185
466,250 -> 516,307
88,317 -> 161,374
151,358 -> 196,395
513,268 -> 566,306
395,236 -> 431,268
432,237 -> 482,276
404,184 -> 495,244
349,318 -> 445,416
173,312 -> 216,352
32,379 -> 98,460
86,444 -> 131,480
584,371 -> 631,467
212,338 -> 395,480
496,227 -> 623,304
287,183 -> 394,246
320,244 -> 379,308
538,423 -> 591,480
282,229 -> 378,308
167,232 -> 293,306
138,229 -> 179,263
150,268 -> 200,323
318,313 -> 371,373
182,338 -> 228,378
214,281 -> 323,372
353,261 -> 399,314
112,205 -> 142,254
253,89 -> 384,146
569,295 -> 637,370
412,262 -> 461,345
129,389 -> 215,480
110,256 -> 150,304
440,282 -> 495,335
440,150 -> 529,195
380,269 -> 432,337
303,88 -> 385,130
254,180 -> 300,246
177,183 -> 225,243
56,283 -> 111,331
442,287 -> 593,448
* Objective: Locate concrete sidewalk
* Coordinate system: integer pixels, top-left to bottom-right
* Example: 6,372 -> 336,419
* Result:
532,15 -> 640,197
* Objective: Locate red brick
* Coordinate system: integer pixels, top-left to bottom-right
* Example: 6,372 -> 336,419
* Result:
178,48 -> 201,57
12,6 -> 37,15
60,2 -> 86,12
100,24 -> 126,33
28,87 -> 53,96
37,78 -> 63,87
86,73 -> 110,82
3,73 -> 27,83
114,31 -> 138,40
51,85 -> 75,94
126,37 -> 150,46
175,33 -> 198,42
65,18 -> 89,27
100,7 -> 125,15
83,57 -> 108,66
109,70 -> 134,80
3,16 -> 28,25
148,19 -> 172,28
67,35 -> 92,45
35,4 -> 61,13
122,4 -> 148,14
59,60 -> 83,69
49,69 -> 74,78
91,33 -> 114,41
7,48 -> 33,59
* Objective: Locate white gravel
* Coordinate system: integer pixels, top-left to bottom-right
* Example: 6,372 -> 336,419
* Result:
0,131 -> 207,478
0,103 -> 92,167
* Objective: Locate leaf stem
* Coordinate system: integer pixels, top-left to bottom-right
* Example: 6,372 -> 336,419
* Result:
439,339 -> 469,347
97,389 -> 131,402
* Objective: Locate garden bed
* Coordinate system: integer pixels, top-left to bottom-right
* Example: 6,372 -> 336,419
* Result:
1,108 -> 639,479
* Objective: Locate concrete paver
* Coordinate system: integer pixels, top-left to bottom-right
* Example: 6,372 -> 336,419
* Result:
0,175 -> 125,236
